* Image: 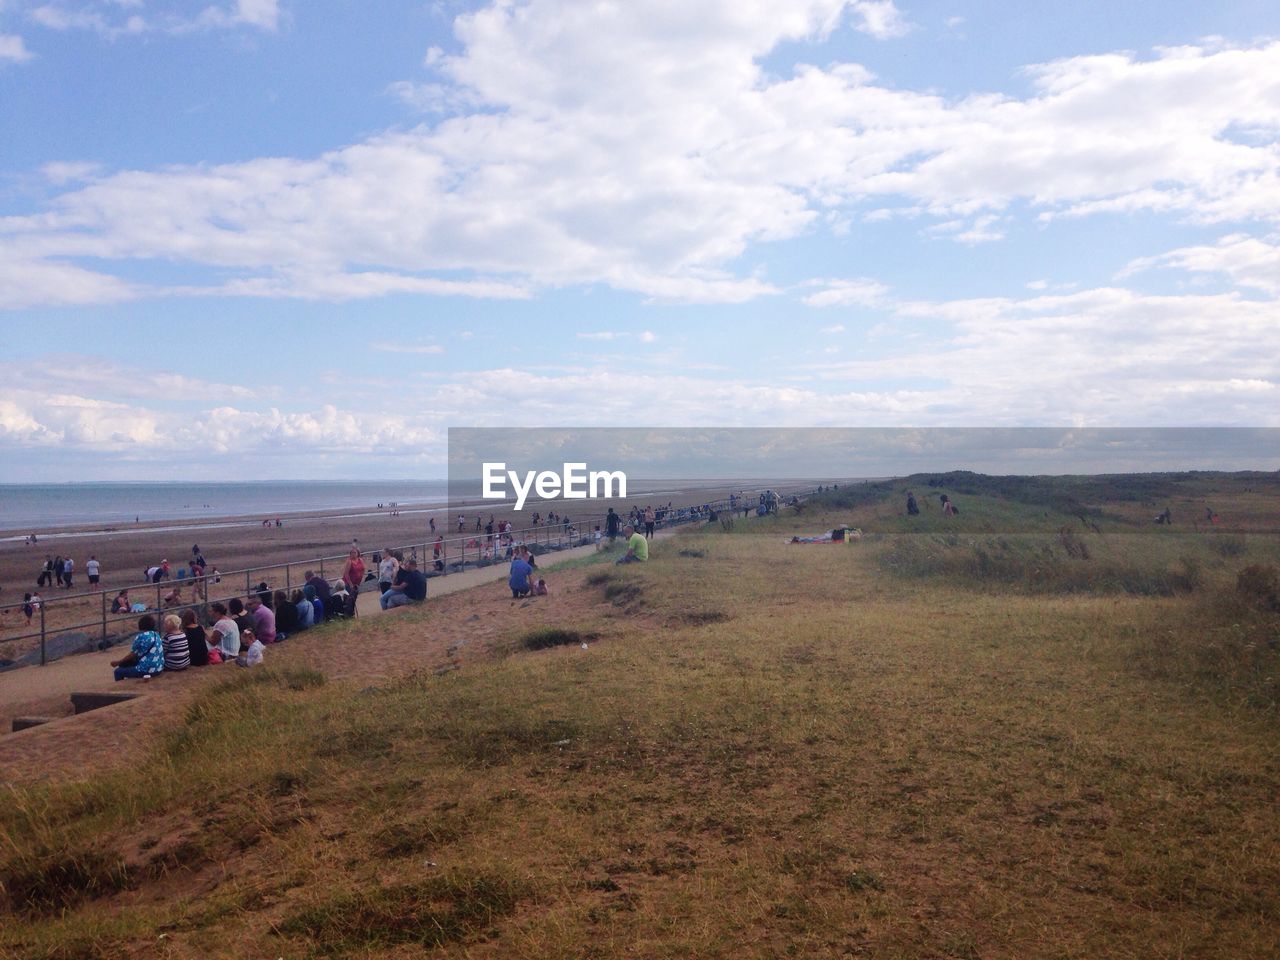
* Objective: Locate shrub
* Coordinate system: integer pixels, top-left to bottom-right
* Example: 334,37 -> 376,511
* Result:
1237,564 -> 1280,612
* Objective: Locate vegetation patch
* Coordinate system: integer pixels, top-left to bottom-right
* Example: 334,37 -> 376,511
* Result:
2,848 -> 134,915
519,627 -> 592,651
278,872 -> 528,953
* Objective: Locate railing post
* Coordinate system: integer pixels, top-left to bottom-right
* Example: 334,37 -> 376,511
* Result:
320,558 -> 325,579
156,583 -> 163,613
245,570 -> 252,597
39,602 -> 47,666
101,591 -> 107,646
285,565 -> 291,592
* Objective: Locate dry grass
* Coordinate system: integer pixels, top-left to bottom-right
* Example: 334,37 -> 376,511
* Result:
1,478 -> 1278,958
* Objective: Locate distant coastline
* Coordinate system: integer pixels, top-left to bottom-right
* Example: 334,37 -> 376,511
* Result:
0,477 -> 857,538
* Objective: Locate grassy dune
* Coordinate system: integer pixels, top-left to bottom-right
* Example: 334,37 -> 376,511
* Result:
2,475 -> 1278,958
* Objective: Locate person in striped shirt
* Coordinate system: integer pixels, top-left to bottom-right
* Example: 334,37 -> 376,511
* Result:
161,614 -> 191,671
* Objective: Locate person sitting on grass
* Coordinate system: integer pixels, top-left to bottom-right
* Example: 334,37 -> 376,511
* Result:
111,614 -> 165,681
163,585 -> 183,608
304,584 -> 325,625
304,571 -> 332,617
509,548 -> 533,598
329,580 -> 352,619
380,558 -> 427,610
533,577 -> 549,596
236,628 -> 264,667
245,595 -> 277,643
274,590 -> 299,636
208,602 -> 240,661
615,524 -> 649,565
180,608 -> 210,667
161,614 -> 191,672
111,589 -> 130,614
293,588 -> 314,630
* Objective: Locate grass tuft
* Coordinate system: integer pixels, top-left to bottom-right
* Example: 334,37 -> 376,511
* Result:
278,872 -> 528,952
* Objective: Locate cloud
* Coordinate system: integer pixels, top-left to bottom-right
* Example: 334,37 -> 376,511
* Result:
0,32 -> 34,60
371,342 -> 445,355
24,0 -> 281,37
820,323 -> 845,333
5,7 -> 1280,308
849,0 -> 908,39
802,278 -> 890,307
577,330 -> 658,342
1122,233 -> 1280,295
807,285 -> 1280,424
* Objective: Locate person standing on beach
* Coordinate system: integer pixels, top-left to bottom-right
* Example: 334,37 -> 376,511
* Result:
63,556 -> 74,588
605,508 -> 621,543
86,555 -> 101,585
643,505 -> 656,539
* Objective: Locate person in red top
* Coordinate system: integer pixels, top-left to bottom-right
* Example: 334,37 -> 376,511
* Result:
342,547 -> 366,611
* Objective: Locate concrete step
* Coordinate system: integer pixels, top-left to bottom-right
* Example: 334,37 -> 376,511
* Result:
11,716 -> 56,732
70,691 -> 141,715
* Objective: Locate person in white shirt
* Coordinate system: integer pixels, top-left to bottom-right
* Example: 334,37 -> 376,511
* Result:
86,556 -> 101,585
63,557 -> 75,588
207,602 -> 240,660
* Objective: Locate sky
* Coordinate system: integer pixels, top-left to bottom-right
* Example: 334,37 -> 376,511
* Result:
1,0 -> 1279,481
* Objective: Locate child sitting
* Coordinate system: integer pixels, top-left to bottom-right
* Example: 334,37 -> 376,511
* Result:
533,578 -> 549,596
236,629 -> 265,667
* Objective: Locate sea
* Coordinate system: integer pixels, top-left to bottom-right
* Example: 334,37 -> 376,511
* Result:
0,477 -> 745,539
0,480 -> 451,535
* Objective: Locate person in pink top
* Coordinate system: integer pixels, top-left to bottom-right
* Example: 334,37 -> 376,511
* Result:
245,595 -> 277,643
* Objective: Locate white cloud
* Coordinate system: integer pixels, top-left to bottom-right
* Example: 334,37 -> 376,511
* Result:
25,0 -> 280,37
639,330 -> 657,343
807,286 -> 1280,424
1122,233 -> 1280,295
849,0 -> 908,39
5,7 -> 1280,309
371,342 -> 445,355
803,278 -> 890,307
0,32 -> 33,60
820,323 -> 845,333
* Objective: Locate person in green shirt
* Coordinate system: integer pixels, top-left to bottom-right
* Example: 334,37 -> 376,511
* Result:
616,524 -> 649,564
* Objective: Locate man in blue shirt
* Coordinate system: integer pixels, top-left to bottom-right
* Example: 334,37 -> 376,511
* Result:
509,549 -> 533,598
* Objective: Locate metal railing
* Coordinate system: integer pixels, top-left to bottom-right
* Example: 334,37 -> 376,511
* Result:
1,486 -> 820,667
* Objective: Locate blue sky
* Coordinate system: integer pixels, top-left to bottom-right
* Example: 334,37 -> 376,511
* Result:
1,0 -> 1278,480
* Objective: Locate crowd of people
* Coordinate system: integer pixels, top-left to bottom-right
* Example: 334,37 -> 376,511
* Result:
36,498 -> 780,681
